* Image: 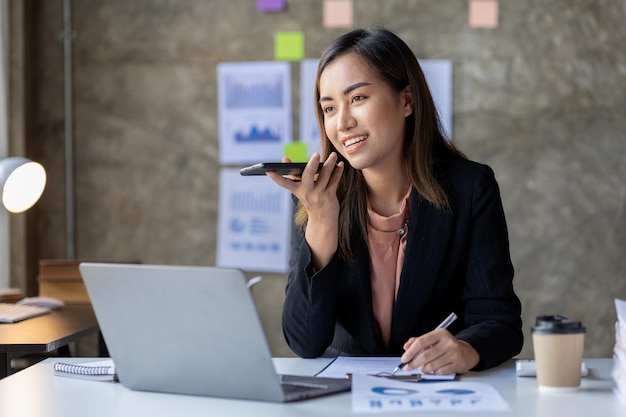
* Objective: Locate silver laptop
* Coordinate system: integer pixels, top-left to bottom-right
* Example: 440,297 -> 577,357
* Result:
79,263 -> 350,402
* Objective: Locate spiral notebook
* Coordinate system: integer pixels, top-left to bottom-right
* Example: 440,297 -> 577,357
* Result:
54,359 -> 117,381
79,263 -> 351,402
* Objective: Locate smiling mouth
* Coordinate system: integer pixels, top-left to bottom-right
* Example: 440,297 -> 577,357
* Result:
344,135 -> 367,148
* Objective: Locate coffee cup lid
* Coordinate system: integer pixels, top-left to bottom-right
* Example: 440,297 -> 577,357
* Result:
531,315 -> 586,334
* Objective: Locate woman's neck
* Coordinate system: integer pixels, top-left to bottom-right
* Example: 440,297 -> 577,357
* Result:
363,169 -> 411,217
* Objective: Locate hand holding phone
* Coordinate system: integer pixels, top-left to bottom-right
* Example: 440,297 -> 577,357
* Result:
240,162 -> 323,177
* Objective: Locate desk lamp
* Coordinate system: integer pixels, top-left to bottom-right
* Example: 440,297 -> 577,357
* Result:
0,156 -> 47,213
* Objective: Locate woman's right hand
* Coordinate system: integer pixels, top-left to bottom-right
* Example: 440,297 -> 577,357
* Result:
266,152 -> 344,270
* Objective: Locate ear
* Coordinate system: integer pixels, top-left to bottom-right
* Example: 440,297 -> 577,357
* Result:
401,86 -> 413,117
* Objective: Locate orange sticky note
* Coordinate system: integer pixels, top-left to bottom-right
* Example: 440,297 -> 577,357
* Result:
323,0 -> 353,28
469,0 -> 499,29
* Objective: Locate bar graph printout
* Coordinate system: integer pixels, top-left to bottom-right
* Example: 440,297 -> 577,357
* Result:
216,168 -> 292,273
218,61 -> 292,164
299,59 -> 321,157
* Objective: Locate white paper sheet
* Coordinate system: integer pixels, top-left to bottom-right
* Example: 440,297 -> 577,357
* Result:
217,61 -> 292,164
352,374 -> 510,413
614,298 -> 626,404
216,168 -> 292,272
419,59 -> 453,140
316,356 -> 455,381
298,59 -> 320,157
616,298 -> 626,323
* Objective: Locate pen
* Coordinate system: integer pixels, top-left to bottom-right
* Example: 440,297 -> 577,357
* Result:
391,312 -> 458,375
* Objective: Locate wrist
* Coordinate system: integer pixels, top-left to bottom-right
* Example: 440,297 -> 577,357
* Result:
458,340 -> 480,372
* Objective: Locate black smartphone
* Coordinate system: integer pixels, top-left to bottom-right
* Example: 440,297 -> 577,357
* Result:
240,162 -> 323,176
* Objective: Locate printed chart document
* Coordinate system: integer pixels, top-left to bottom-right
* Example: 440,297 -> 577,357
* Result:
352,374 -> 510,414
614,298 -> 626,403
316,356 -> 455,381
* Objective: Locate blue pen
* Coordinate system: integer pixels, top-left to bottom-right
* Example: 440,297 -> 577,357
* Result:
391,312 -> 458,375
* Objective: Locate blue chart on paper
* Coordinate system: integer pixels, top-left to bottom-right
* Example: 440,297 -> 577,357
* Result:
225,76 -> 283,108
230,191 -> 282,213
227,190 -> 283,253
371,387 -> 420,396
436,389 -> 476,395
234,125 -> 281,143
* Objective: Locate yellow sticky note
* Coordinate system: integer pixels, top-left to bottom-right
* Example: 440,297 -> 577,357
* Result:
323,0 -> 353,28
469,0 -> 499,29
275,32 -> 305,61
284,142 -> 309,162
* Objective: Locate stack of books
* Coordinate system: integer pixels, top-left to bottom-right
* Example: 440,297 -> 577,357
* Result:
614,298 -> 626,404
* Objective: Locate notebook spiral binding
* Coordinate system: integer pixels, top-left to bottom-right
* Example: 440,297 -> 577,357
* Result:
54,362 -> 115,375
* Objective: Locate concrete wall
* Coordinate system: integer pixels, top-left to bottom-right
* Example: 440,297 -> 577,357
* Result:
16,0 -> 626,358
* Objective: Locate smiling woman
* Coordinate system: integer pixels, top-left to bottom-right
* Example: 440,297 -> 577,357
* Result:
265,27 -> 523,376
318,53 -> 412,179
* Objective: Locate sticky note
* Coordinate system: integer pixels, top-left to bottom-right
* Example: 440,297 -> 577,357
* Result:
275,31 -> 305,61
469,0 -> 499,29
257,0 -> 285,12
284,142 -> 309,162
323,0 -> 353,28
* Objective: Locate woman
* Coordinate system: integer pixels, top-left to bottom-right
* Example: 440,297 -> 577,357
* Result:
267,27 -> 523,374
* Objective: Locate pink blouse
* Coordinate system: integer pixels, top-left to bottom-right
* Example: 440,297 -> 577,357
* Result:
367,188 -> 411,347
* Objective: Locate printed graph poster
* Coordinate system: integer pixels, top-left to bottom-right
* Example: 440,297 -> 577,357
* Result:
216,168 -> 292,273
419,59 -> 453,140
218,61 -> 292,164
299,59 -> 321,157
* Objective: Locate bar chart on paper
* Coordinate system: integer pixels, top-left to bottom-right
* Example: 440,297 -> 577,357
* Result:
218,61 -> 292,164
224,75 -> 284,109
216,168 -> 292,273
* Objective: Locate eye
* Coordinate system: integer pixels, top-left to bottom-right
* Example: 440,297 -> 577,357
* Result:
322,105 -> 335,114
352,95 -> 366,103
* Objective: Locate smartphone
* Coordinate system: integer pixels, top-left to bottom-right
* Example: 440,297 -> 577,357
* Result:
240,162 -> 323,176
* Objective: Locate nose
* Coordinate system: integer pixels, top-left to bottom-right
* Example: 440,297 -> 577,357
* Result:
337,106 -> 356,131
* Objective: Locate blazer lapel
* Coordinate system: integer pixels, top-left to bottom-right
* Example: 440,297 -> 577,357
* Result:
390,191 -> 454,348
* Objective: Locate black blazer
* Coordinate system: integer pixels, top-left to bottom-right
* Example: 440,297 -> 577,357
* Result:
282,157 -> 523,371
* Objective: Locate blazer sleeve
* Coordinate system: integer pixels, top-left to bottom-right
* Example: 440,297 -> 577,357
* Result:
452,164 -> 523,370
281,226 -> 341,358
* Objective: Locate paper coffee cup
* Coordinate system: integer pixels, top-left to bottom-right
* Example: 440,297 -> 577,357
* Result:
531,315 -> 585,391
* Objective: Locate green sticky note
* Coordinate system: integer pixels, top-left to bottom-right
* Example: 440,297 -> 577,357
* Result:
275,32 -> 305,61
284,141 -> 308,162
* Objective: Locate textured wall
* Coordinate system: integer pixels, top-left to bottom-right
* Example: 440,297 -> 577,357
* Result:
24,0 -> 626,359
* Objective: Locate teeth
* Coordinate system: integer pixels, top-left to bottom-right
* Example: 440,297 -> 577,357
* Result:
345,136 -> 366,147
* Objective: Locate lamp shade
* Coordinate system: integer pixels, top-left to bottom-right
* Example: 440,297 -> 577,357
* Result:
0,157 -> 47,213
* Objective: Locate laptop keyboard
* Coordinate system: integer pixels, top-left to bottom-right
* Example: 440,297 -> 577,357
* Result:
0,303 -> 51,323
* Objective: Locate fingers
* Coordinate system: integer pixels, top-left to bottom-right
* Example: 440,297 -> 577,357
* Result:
300,153 -> 324,184
266,152 -> 343,205
266,170 -> 299,192
400,330 -> 480,375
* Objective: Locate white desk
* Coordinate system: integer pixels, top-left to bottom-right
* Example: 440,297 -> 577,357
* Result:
0,358 -> 621,417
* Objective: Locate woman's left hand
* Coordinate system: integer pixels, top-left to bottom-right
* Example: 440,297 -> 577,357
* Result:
399,329 -> 480,375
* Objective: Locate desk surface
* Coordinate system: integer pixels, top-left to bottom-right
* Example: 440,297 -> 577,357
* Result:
0,304 -> 99,378
0,304 -> 98,353
0,357 -> 621,417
